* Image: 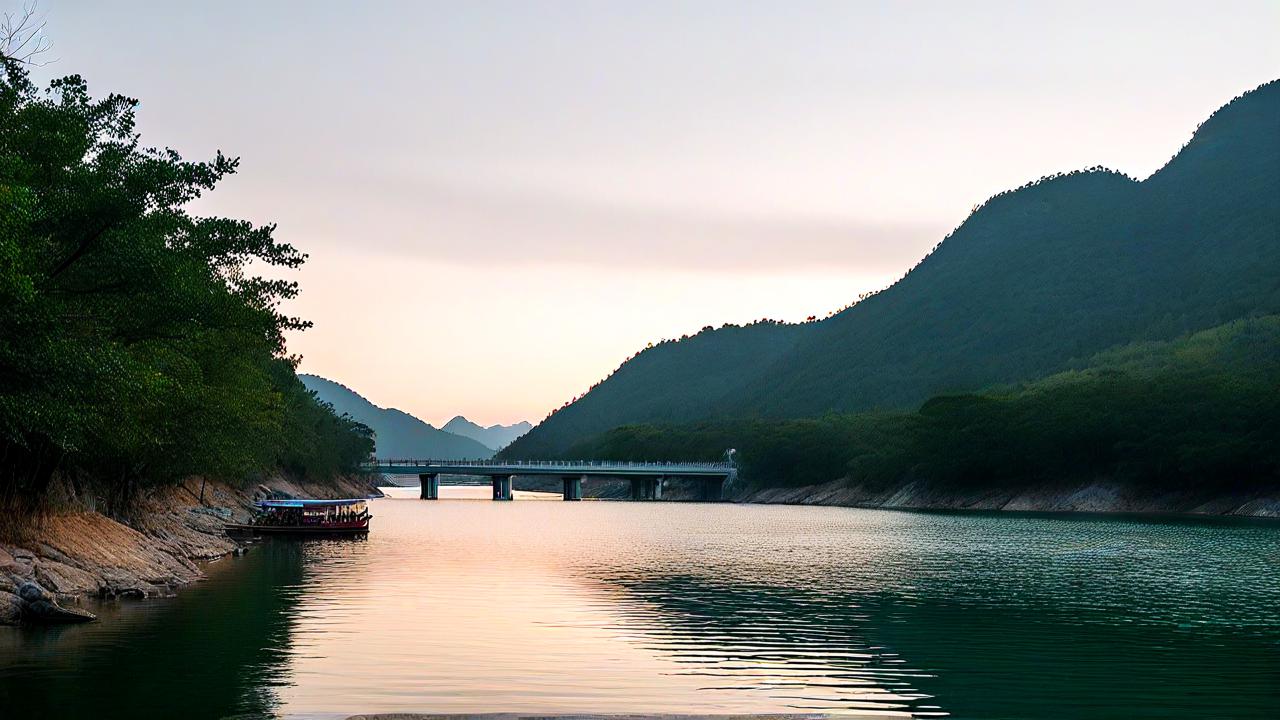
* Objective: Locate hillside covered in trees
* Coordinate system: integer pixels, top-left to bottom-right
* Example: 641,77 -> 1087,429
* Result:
505,79 -> 1280,459
566,317 -> 1280,498
0,58 -> 374,520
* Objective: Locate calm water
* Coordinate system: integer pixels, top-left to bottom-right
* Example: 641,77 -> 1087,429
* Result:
1,485 -> 1278,719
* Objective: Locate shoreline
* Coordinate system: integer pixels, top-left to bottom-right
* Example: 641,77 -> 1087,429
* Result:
734,477 -> 1280,518
341,716 -> 838,720
5,473 -> 1275,624
398,473 -> 1280,518
0,473 -> 381,625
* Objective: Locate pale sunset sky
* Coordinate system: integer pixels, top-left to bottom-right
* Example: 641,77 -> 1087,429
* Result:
33,1 -> 1280,426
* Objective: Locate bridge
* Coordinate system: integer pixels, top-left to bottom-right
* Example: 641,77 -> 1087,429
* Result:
364,459 -> 737,501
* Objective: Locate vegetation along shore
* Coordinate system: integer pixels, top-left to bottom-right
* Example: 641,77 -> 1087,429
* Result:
502,80 -> 1280,515
0,54 -> 377,621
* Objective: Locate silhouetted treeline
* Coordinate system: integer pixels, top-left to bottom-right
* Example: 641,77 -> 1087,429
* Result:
505,79 -> 1280,458
0,58 -> 372,517
567,318 -> 1280,493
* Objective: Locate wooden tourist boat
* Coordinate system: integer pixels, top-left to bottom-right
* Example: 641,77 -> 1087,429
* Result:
224,498 -> 372,536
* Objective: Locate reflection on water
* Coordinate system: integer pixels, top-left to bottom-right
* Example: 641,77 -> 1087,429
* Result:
2,485 -> 1278,719
0,539 -> 305,718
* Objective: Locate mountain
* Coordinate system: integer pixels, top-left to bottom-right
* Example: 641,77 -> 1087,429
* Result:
505,79 -> 1280,458
441,416 -> 532,451
299,375 -> 493,459
566,316 -> 1280,502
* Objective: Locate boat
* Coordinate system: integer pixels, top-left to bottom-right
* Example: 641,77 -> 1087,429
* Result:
224,498 -> 372,536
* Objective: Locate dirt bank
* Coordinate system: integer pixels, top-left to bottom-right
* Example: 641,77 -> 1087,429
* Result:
387,473 -> 1280,515
0,473 -> 380,624
737,477 -> 1280,517
343,715 -> 832,720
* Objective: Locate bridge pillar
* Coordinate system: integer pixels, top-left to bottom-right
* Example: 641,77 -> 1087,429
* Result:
419,473 -> 439,500
630,477 -> 662,501
699,477 -> 724,502
562,475 -> 583,501
491,475 -> 514,501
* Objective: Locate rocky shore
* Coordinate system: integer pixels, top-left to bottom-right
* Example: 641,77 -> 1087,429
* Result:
342,716 -> 833,720
737,477 -> 1280,517
423,474 -> 1280,516
0,473 -> 380,625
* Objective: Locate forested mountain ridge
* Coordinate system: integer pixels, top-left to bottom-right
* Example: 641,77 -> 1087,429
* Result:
567,316 -> 1280,496
507,321 -> 804,457
299,375 -> 493,459
505,79 -> 1280,458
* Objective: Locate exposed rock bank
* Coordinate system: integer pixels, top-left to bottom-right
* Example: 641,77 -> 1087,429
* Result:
737,477 -> 1280,517
0,473 -> 380,625
343,715 -> 833,720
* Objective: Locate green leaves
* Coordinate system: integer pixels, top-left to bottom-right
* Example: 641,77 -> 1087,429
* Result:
563,318 -> 1280,495
0,60 -> 371,509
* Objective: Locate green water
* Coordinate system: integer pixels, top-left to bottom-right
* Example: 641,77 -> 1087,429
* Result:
1,486 -> 1277,719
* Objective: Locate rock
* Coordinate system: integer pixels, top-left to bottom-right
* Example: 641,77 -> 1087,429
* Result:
37,542 -> 78,566
0,559 -> 32,580
0,546 -> 34,579
35,559 -> 102,597
2,475 -> 372,625
17,581 -> 51,603
0,592 -> 22,625
190,506 -> 232,520
99,567 -> 152,598
17,581 -> 97,624
24,598 -> 97,623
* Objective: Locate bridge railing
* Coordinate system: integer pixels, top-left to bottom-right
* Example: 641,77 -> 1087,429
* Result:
363,458 -> 734,470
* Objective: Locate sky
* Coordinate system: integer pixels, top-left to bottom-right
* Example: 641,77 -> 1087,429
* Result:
29,1 -> 1280,426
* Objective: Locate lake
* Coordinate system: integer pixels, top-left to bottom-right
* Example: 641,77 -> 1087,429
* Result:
1,485 -> 1277,719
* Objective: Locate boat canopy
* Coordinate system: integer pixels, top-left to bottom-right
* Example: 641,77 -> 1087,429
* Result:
256,498 -> 367,508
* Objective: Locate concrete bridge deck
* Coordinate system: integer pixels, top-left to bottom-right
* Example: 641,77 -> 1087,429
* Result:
364,459 -> 735,502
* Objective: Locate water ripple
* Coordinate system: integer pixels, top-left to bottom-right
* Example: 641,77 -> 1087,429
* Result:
2,487 -> 1278,720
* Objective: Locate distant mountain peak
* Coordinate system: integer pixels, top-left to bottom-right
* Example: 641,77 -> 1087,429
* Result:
298,374 -> 491,459
442,415 -> 478,430
442,415 -> 532,451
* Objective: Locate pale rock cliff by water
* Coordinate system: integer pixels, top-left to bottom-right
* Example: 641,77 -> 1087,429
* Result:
739,478 -> 1280,517
0,474 -> 379,625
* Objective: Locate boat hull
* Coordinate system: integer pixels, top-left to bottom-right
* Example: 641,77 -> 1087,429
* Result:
224,521 -> 371,536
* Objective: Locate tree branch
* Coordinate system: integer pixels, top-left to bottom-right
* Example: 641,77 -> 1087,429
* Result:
0,3 -> 54,66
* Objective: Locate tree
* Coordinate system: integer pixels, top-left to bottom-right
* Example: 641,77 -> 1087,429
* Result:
0,3 -> 53,66
0,49 -> 372,520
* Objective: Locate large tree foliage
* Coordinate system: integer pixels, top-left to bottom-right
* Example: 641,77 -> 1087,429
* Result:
0,58 -> 372,513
